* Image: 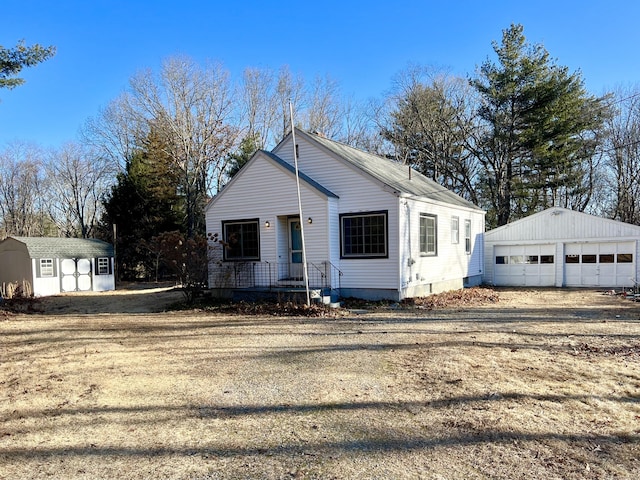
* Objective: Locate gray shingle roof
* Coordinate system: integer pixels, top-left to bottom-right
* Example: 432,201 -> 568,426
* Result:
10,237 -> 114,259
299,130 -> 480,211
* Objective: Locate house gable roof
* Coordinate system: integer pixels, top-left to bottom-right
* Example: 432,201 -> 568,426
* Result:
287,129 -> 480,211
259,150 -> 338,199
205,149 -> 338,211
7,237 -> 114,259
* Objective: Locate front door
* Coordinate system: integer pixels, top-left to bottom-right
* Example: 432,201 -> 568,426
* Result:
288,218 -> 303,279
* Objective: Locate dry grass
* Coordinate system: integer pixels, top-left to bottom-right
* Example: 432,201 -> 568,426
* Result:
1,287 -> 639,479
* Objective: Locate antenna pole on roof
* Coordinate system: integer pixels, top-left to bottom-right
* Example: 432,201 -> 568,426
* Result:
289,101 -> 311,307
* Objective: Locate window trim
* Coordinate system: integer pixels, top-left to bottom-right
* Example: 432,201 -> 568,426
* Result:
419,213 -> 438,256
222,218 -> 261,261
340,210 -> 388,259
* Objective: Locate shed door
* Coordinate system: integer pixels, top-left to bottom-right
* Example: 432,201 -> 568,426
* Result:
564,242 -> 635,287
494,245 -> 555,286
61,258 -> 92,292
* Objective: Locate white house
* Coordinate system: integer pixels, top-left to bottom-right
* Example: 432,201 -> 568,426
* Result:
205,129 -> 485,301
0,236 -> 115,297
483,207 -> 640,289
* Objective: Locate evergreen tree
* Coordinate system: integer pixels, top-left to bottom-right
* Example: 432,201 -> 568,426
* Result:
0,40 -> 55,90
225,134 -> 259,179
99,130 -> 182,280
471,24 -> 610,226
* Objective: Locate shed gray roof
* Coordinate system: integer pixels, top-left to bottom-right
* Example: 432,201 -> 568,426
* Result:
10,237 -> 114,259
298,130 -> 480,211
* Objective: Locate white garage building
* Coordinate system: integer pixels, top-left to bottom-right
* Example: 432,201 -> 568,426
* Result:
484,208 -> 640,289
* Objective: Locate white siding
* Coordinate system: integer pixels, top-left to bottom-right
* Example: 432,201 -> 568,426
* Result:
401,198 -> 485,297
275,134 -> 401,291
206,152 -> 333,286
484,208 -> 640,288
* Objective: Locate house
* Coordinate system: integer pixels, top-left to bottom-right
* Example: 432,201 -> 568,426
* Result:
483,207 -> 640,289
205,129 -> 485,301
0,236 -> 115,297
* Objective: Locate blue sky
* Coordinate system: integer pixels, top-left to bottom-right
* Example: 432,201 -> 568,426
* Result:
2,0 -> 639,149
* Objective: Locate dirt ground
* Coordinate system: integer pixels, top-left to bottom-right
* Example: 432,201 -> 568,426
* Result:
1,286 -> 639,479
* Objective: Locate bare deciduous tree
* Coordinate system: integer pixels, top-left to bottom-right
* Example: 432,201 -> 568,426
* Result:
46,143 -> 114,238
604,86 -> 640,225
0,142 -> 49,237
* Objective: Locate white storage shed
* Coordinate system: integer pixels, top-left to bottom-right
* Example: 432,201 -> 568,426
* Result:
484,208 -> 640,289
0,236 -> 115,297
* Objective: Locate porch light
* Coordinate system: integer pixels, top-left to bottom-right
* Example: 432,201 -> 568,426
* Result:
265,220 -> 270,228
307,217 -> 312,224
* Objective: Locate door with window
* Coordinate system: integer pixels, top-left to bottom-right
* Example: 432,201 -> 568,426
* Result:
288,218 -> 303,279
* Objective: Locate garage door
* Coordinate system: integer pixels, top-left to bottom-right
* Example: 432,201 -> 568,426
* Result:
494,245 -> 556,286
564,242 -> 635,287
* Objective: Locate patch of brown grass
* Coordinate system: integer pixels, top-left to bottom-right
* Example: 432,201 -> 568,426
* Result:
1,288 -> 638,479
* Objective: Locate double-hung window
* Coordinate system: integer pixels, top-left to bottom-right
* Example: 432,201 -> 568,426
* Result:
451,216 -> 459,244
420,214 -> 437,256
222,219 -> 260,261
340,211 -> 387,258
464,219 -> 472,254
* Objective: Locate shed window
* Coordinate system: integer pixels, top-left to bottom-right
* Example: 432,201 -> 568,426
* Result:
39,258 -> 54,277
222,219 -> 260,261
340,211 -> 387,258
96,257 -> 110,275
420,214 -> 437,256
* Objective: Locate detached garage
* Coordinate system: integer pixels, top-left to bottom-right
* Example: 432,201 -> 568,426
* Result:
484,208 -> 640,289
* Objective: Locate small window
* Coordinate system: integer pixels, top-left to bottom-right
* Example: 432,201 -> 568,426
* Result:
464,219 -> 471,254
565,254 -> 579,264
540,255 -> 554,264
97,257 -> 110,275
582,254 -> 597,264
340,211 -> 388,258
510,255 -> 524,264
599,254 -> 615,264
617,253 -> 633,263
525,255 -> 539,264
222,219 -> 260,261
40,259 -> 54,277
495,256 -> 508,265
451,216 -> 459,244
420,214 -> 437,256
